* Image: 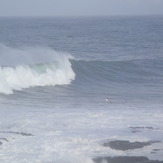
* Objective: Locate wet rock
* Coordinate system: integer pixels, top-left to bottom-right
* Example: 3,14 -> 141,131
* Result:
0,131 -> 33,136
93,156 -> 163,163
103,140 -> 160,151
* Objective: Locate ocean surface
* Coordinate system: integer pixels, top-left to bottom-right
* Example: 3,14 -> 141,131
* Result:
0,16 -> 163,163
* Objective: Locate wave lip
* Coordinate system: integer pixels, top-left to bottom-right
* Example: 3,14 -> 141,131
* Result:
0,45 -> 75,94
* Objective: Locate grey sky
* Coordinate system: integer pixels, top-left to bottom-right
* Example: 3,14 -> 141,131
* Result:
0,0 -> 163,17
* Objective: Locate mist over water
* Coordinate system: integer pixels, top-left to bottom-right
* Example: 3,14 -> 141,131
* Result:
0,17 -> 163,163
0,45 -> 75,94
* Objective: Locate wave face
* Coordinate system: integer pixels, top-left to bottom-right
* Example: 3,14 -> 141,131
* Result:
70,58 -> 163,101
72,58 -> 163,85
0,45 -> 75,94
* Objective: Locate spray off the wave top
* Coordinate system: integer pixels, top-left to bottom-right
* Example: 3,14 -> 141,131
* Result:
0,44 -> 75,94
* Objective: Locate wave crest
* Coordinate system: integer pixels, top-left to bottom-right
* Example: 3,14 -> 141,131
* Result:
0,45 -> 75,94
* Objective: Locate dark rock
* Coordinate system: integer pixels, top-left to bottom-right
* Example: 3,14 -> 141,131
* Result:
103,140 -> 160,151
0,131 -> 33,136
93,156 -> 163,163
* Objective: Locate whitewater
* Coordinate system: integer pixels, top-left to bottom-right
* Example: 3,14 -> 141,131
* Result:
0,45 -> 75,94
0,17 -> 163,163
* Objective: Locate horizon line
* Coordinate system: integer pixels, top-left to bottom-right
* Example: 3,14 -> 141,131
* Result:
0,14 -> 163,19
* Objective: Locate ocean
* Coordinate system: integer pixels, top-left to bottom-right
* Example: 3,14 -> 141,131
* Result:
0,16 -> 163,163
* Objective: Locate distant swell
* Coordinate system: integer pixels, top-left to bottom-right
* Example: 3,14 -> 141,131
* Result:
0,45 -> 75,94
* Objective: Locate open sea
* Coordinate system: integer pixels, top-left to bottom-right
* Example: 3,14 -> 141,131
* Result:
0,16 -> 163,163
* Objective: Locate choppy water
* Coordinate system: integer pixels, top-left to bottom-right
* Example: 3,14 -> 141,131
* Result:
0,16 -> 163,163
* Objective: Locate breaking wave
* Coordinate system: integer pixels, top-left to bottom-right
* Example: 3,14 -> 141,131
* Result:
0,44 -> 75,94
1,44 -> 163,95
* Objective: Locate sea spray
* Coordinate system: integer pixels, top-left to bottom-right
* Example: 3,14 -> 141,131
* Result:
0,44 -> 75,94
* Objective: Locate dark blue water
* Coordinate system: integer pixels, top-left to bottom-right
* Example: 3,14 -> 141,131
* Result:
1,16 -> 163,59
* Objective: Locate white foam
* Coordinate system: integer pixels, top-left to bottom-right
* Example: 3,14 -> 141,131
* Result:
0,105 -> 163,162
54,154 -> 94,163
0,44 -> 75,94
